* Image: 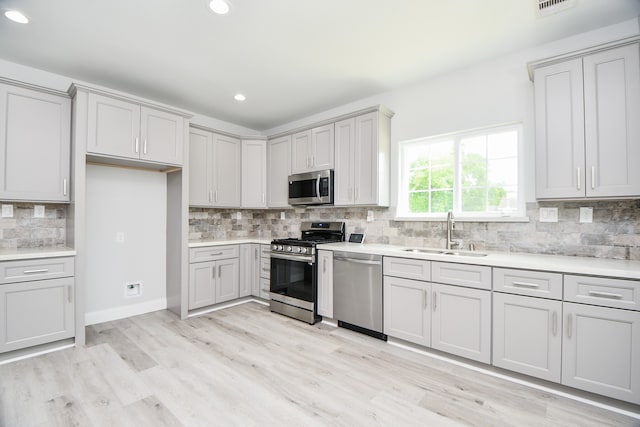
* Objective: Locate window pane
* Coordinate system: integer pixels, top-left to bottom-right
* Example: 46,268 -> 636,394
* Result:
408,166 -> 430,191
408,192 -> 429,213
461,188 -> 486,212
488,158 -> 518,187
430,190 -> 453,212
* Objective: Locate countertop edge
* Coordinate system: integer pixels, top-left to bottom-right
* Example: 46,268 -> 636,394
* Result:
0,248 -> 77,262
189,239 -> 273,248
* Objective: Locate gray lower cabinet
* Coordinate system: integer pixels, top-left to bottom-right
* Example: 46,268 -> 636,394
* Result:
259,244 -> 271,300
0,82 -> 71,202
383,276 -> 430,346
239,244 -> 259,298
188,246 -> 240,310
0,277 -> 75,353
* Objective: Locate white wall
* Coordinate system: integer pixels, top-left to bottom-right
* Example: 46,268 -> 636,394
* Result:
84,165 -> 167,324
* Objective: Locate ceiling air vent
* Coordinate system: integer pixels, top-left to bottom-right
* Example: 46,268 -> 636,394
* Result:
537,0 -> 576,17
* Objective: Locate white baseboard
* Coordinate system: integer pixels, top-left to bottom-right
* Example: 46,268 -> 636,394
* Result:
84,298 -> 167,326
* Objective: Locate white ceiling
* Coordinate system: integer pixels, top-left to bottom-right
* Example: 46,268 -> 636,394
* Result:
0,0 -> 639,131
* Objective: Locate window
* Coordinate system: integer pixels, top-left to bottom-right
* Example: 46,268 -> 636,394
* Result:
397,123 -> 523,220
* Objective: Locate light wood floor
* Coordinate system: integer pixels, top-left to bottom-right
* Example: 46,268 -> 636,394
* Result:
1,302 -> 639,426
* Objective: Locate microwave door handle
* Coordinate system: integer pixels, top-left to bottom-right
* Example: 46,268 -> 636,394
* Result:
316,175 -> 322,202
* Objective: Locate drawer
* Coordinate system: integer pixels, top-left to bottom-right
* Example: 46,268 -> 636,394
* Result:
564,275 -> 640,310
260,244 -> 271,258
0,257 -> 75,284
432,262 -> 491,290
189,245 -> 239,263
383,257 -> 430,281
494,268 -> 563,300
260,258 -> 271,279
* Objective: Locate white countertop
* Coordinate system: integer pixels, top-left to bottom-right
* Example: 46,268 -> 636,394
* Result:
189,238 -> 273,248
318,242 -> 640,281
0,247 -> 76,262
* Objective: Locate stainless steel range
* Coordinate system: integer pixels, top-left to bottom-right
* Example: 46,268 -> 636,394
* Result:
269,221 -> 345,324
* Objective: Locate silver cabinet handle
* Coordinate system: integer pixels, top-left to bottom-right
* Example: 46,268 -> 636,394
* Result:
67,285 -> 72,303
23,269 -> 49,274
323,258 -> 327,273
311,155 -> 315,167
261,267 -> 270,272
591,166 -> 596,190
143,138 -> 148,154
576,167 -> 581,191
567,313 -> 573,339
209,252 -> 223,256
135,137 -> 139,153
254,248 -> 258,260
423,290 -> 428,309
212,266 -> 216,279
512,281 -> 540,289
218,265 -> 222,278
433,291 -> 437,311
588,290 -> 623,299
63,178 -> 68,196
552,311 -> 557,336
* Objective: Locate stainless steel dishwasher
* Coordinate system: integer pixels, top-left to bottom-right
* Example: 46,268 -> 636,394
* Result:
333,251 -> 386,340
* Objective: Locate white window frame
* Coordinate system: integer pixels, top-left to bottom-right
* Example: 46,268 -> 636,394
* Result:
396,122 -> 527,222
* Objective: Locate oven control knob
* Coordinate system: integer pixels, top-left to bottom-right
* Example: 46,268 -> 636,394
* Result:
286,246 -> 293,252
299,247 -> 307,254
277,245 -> 283,251
271,244 -> 278,251
294,247 -> 302,253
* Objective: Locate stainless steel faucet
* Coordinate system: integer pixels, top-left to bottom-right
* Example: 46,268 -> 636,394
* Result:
446,210 -> 457,250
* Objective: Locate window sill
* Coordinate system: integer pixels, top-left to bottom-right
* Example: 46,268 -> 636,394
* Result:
394,216 -> 530,223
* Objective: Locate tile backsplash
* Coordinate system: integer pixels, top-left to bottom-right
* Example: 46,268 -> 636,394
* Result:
0,203 -> 67,249
190,200 -> 640,261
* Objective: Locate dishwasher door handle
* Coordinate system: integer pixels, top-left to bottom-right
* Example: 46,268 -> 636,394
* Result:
334,257 -> 382,266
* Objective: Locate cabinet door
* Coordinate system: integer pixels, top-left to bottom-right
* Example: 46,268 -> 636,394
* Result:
267,135 -> 291,207
212,134 -> 241,207
562,302 -> 640,404
583,43 -> 640,198
431,283 -> 491,363
188,261 -> 216,309
241,140 -> 267,208
0,278 -> 74,353
493,293 -> 562,382
317,250 -> 334,318
216,258 -> 240,303
354,112 -> 378,205
291,130 -> 311,174
333,118 -> 355,205
140,107 -> 184,166
383,276 -> 430,346
0,84 -> 70,202
188,128 -> 213,206
240,244 -> 259,298
311,124 -> 334,171
259,277 -> 270,300
534,59 -> 585,199
87,93 -> 140,159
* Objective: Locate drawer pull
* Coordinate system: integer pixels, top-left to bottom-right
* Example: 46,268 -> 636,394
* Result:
262,267 -> 270,272
552,311 -> 557,336
423,290 -> 428,309
567,314 -> 573,339
433,291 -> 437,311
23,269 -> 50,274
67,285 -> 72,303
512,281 -> 540,289
588,290 -> 623,299
209,252 -> 223,256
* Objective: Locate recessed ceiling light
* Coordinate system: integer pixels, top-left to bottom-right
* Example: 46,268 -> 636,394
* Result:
209,0 -> 230,15
4,10 -> 29,24
234,94 -> 246,102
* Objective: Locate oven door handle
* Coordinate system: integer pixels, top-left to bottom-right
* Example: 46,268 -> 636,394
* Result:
271,253 -> 314,263
334,256 -> 382,266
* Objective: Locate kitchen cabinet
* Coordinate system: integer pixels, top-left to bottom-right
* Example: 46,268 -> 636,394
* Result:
493,292 -> 562,382
431,282 -> 491,364
87,92 -> 184,166
317,250 -> 333,318
334,111 -> 391,206
267,135 -> 291,208
384,276 -> 431,347
189,128 -> 241,207
240,244 -> 259,298
291,124 -> 334,174
0,82 -> 70,202
188,245 -> 240,310
534,42 -> 640,199
0,256 -> 75,354
259,244 -> 271,300
241,140 -> 267,208
562,301 -> 640,404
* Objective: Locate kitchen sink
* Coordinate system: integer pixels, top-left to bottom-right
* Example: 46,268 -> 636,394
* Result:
403,248 -> 488,257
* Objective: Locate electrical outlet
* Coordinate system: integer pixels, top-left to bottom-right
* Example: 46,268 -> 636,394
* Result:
280,211 -> 286,220
539,207 -> 558,223
236,211 -> 242,220
367,210 -> 374,222
124,281 -> 142,298
579,207 -> 593,223
34,205 -> 45,218
115,232 -> 125,243
1,204 -> 13,218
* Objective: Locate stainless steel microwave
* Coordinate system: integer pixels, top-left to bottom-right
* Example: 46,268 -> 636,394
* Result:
288,170 -> 334,206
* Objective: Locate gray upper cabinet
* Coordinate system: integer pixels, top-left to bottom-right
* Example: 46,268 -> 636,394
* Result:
267,135 -> 291,208
291,124 -> 334,174
0,82 -> 70,202
241,140 -> 267,208
534,42 -> 640,199
87,92 -> 184,166
188,127 -> 241,208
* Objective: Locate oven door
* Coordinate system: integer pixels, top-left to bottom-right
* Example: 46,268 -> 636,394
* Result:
270,253 -> 316,306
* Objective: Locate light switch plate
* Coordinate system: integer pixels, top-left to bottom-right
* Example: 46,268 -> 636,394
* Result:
1,204 -> 13,218
539,207 -> 558,223
34,205 -> 45,218
579,207 -> 593,223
